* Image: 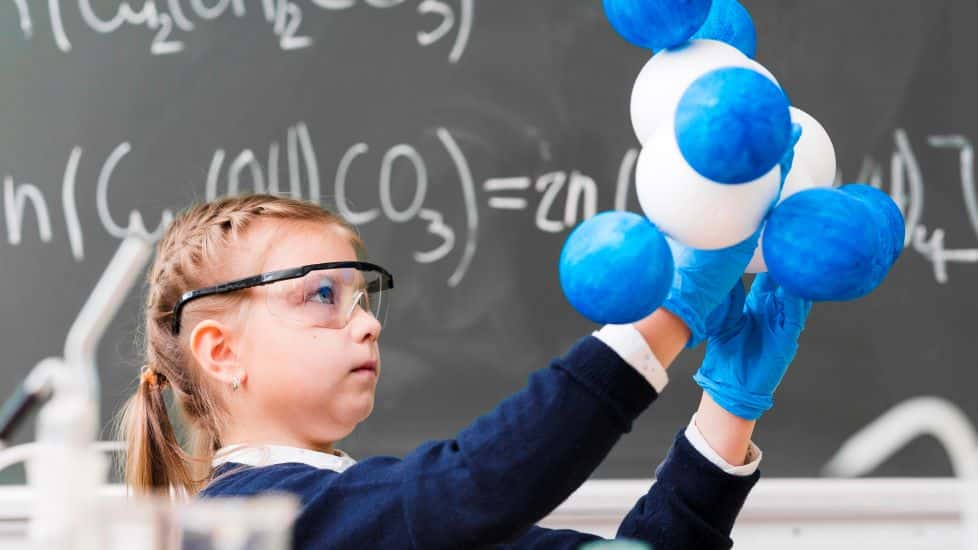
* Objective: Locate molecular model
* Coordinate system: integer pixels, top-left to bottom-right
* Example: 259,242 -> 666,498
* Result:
559,0 -> 905,324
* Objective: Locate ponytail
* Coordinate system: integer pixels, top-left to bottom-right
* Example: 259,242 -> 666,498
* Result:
118,366 -> 198,494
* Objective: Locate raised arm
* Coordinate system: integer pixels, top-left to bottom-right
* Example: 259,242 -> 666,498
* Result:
390,307 -> 692,548
614,274 -> 813,549
507,243 -> 813,550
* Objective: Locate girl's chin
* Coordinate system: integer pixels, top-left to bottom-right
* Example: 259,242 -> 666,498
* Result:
315,392 -> 375,434
342,396 -> 376,426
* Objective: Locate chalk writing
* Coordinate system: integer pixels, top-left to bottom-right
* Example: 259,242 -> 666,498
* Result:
860,130 -> 978,284
9,0 -> 473,62
0,121 -> 620,289
2,123 -> 978,287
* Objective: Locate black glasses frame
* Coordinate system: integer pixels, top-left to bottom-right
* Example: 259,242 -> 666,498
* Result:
171,261 -> 394,335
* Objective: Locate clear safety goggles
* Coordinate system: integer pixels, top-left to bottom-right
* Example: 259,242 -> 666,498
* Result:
172,261 -> 393,335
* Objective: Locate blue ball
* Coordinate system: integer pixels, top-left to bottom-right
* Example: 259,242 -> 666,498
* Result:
559,212 -> 674,324
763,188 -> 892,302
839,183 -> 905,266
603,0 -> 713,51
690,0 -> 757,57
675,67 -> 791,184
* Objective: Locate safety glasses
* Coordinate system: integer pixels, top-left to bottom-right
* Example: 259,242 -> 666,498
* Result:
171,261 -> 394,335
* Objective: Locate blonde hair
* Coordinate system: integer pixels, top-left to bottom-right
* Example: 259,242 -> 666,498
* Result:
117,194 -> 363,495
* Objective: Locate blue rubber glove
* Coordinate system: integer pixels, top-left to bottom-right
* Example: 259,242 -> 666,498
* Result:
702,280 -> 747,338
693,273 -> 812,420
662,231 -> 760,348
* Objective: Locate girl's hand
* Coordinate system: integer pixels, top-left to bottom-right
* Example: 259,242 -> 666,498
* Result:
662,231 -> 760,348
693,274 -> 812,421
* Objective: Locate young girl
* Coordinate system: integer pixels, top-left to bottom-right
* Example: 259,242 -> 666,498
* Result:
120,194 -> 810,549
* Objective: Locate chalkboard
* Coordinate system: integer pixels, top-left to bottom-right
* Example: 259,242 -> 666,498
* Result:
0,0 -> 974,480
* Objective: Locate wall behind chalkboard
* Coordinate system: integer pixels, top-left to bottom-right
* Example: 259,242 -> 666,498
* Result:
0,0 -> 974,479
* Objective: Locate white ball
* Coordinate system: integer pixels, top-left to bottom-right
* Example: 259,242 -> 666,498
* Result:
630,39 -> 781,146
789,106 -> 837,188
745,160 -> 820,272
636,124 -> 782,250
781,157 -> 825,198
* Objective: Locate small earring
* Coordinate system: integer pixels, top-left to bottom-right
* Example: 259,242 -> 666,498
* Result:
231,377 -> 240,391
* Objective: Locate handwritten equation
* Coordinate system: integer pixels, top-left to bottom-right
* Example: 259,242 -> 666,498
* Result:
1,123 -> 976,287
0,120 -> 630,287
8,0 -> 473,62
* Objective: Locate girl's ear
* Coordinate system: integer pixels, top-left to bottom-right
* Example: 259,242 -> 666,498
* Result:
189,320 -> 244,389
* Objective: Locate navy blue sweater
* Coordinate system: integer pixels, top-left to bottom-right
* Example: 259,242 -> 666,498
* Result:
200,336 -> 759,549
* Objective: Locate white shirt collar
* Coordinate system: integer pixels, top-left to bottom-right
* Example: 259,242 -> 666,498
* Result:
213,444 -> 357,473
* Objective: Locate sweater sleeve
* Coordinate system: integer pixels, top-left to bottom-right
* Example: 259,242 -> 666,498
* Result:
392,335 -> 658,549
614,431 -> 760,549
492,432 -> 758,550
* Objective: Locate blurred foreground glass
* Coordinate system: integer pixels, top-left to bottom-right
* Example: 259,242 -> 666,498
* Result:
96,493 -> 299,550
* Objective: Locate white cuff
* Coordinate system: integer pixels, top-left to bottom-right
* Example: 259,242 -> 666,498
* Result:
684,413 -> 762,477
592,324 -> 668,394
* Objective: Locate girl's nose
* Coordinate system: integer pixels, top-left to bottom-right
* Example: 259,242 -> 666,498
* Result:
350,305 -> 382,342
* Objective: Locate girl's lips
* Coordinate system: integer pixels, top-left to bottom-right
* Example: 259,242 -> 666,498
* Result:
351,361 -> 378,374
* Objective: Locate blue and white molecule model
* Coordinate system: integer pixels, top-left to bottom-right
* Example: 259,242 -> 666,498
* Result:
636,63 -> 790,250
560,0 -> 904,325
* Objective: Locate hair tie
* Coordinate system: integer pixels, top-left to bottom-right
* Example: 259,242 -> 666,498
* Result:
140,365 -> 169,389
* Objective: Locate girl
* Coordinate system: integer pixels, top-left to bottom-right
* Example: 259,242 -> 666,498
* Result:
120,194 -> 810,549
